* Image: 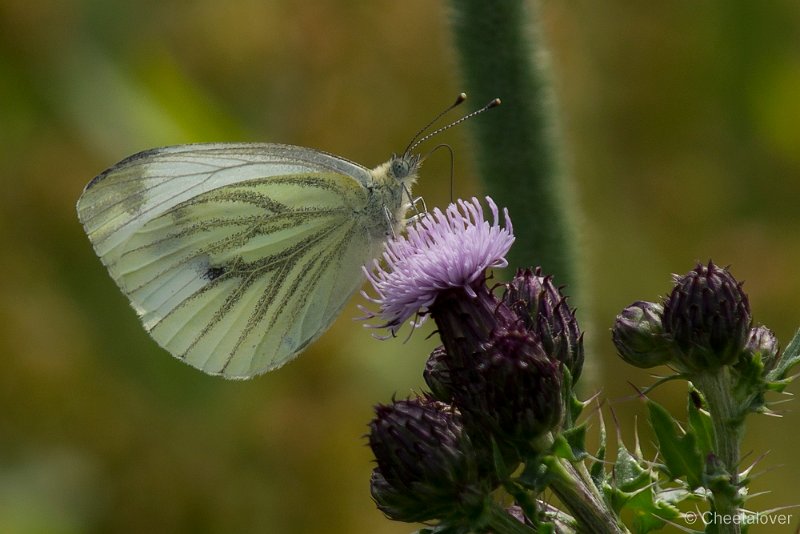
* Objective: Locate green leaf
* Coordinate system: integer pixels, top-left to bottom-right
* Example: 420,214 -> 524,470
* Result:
590,411 -> 608,489
562,423 -> 588,461
768,327 -> 800,381
550,434 -> 577,462
518,456 -> 553,493
625,487 -> 681,534
609,475 -> 689,534
733,352 -> 766,413
687,389 -> 714,457
765,378 -> 792,393
559,367 -> 585,430
606,485 -> 632,515
702,455 -> 739,502
549,425 -> 589,463
647,400 -> 704,488
614,446 -> 652,493
492,438 -> 512,481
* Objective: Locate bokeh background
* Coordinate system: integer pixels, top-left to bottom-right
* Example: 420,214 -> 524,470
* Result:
2,0 -> 799,532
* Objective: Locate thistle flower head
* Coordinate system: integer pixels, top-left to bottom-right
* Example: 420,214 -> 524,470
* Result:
439,327 -> 563,454
744,325 -> 779,372
362,197 -> 514,333
612,301 -> 674,368
502,267 -> 584,380
367,397 -> 487,523
662,261 -> 751,372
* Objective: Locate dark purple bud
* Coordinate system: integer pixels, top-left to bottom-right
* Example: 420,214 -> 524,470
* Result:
424,346 -> 453,402
662,262 -> 751,372
612,301 -> 673,368
503,268 -> 584,380
429,279 -> 518,369
368,397 -> 487,523
451,328 -> 563,451
744,325 -> 779,372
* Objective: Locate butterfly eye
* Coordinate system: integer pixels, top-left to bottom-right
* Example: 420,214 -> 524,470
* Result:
391,159 -> 410,179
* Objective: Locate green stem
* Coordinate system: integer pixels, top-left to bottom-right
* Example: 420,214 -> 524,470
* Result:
485,501 -> 538,534
537,500 -> 577,533
694,369 -> 744,534
446,0 -> 579,292
545,457 -> 629,534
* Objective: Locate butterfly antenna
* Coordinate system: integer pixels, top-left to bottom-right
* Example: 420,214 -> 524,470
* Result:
406,97 -> 501,156
403,93 -> 468,157
421,143 -> 456,202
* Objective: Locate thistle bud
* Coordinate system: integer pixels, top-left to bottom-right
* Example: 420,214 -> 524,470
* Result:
451,328 -> 563,451
424,346 -> 453,402
612,301 -> 673,368
503,268 -> 584,380
662,262 -> 751,372
744,325 -> 779,372
429,281 -> 518,370
368,397 -> 487,523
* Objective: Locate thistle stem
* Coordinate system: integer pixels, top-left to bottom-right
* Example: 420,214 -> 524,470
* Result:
484,502 -> 538,534
694,369 -> 743,534
544,456 -> 629,534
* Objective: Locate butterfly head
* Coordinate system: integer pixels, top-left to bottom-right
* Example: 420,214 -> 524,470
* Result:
388,153 -> 422,186
390,93 -> 500,188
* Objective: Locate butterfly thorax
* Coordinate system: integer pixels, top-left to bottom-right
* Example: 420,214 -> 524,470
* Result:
365,154 -> 420,239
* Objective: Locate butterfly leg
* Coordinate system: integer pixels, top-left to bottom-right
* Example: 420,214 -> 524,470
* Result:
411,195 -> 428,215
404,190 -> 429,226
383,205 -> 397,238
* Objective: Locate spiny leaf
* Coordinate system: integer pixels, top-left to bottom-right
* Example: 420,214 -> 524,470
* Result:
625,486 -> 681,534
518,455 -> 553,493
687,389 -> 714,457
567,389 -> 586,427
614,446 -> 652,493
562,423 -> 588,461
768,327 -> 800,381
551,434 -> 578,462
647,400 -> 704,489
590,409 -> 608,489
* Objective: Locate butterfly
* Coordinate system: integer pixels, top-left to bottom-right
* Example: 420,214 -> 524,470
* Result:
76,94 -> 499,379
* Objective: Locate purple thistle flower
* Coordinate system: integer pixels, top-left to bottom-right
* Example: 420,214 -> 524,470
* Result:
361,196 -> 514,333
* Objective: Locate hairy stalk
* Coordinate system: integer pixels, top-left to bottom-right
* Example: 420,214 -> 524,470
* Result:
446,0 -> 579,292
694,369 -> 743,534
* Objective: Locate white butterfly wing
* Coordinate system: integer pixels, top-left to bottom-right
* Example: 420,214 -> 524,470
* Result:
77,143 -> 385,379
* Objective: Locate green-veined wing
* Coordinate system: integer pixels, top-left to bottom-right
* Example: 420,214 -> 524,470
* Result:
77,143 -> 417,379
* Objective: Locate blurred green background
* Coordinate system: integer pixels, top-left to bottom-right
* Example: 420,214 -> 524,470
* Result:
1,0 -> 799,532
